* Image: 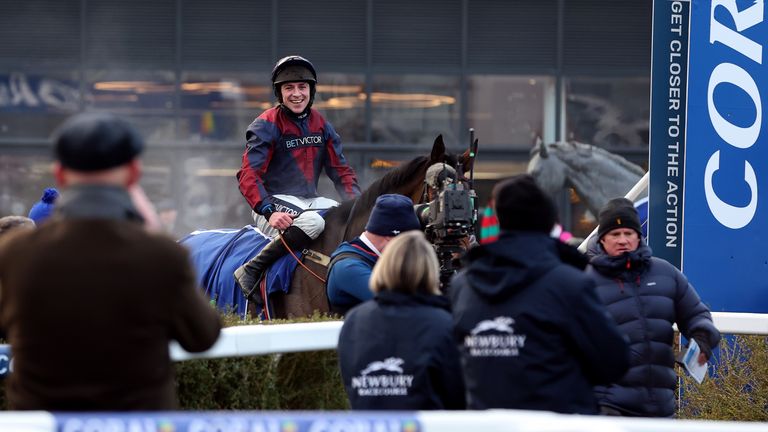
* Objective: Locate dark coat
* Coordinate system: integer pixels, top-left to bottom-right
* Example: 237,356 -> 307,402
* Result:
0,185 -> 222,411
450,232 -> 630,414
338,291 -> 465,410
587,242 -> 720,417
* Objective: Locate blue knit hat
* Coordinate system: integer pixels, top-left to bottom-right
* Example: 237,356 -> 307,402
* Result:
365,194 -> 421,237
28,187 -> 59,225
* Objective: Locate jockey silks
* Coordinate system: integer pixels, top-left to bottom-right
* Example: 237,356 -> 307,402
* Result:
237,106 -> 360,214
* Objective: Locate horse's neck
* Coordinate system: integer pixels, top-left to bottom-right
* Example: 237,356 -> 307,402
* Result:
562,155 -> 642,216
310,204 -> 367,257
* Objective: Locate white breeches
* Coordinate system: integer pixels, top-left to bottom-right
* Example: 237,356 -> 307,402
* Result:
252,194 -> 339,239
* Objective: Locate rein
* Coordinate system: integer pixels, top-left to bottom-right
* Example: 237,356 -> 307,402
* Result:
278,232 -> 327,284
279,163 -> 432,285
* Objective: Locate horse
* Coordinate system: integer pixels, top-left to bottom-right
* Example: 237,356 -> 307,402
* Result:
527,139 -> 647,218
182,135 -> 468,320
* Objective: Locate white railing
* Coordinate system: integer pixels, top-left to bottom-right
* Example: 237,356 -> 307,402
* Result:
0,311 -> 761,363
169,321 -> 343,361
169,311 -> 766,361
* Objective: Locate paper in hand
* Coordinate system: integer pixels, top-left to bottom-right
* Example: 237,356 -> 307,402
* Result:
682,339 -> 708,384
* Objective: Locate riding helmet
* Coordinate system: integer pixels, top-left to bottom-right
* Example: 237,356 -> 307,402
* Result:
271,55 -> 317,106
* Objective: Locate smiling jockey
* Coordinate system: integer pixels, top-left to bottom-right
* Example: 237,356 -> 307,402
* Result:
235,55 -> 361,301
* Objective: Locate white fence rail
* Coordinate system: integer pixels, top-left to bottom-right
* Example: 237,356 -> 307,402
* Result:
169,311 -> 766,361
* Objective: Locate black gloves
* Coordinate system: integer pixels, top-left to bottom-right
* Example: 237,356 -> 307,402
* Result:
690,330 -> 713,361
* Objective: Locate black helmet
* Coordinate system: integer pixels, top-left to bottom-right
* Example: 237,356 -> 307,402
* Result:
271,55 -> 317,86
271,55 -> 317,107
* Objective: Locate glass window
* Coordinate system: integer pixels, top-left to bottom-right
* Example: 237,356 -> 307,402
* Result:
180,72 -> 272,143
565,77 -> 650,149
0,71 -> 80,139
371,74 -> 460,146
85,70 -> 176,142
467,75 -> 555,148
314,73 -> 366,143
140,148 -> 251,238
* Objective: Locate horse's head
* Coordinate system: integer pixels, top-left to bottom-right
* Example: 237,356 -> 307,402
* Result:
429,134 -> 472,174
527,139 -> 646,216
427,134 -> 474,191
527,139 -> 568,199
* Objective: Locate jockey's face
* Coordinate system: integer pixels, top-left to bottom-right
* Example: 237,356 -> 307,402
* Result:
600,228 -> 640,256
280,81 -> 310,114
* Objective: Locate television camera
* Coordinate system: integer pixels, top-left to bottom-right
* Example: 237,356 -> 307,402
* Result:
419,130 -> 480,292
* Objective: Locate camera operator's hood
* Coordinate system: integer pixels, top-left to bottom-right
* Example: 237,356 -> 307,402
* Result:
462,232 -> 584,301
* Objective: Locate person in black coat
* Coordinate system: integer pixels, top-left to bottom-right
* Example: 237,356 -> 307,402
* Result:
450,174 -> 630,414
587,198 -> 720,417
337,230 -> 465,410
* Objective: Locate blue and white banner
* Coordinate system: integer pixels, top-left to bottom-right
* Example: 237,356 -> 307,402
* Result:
648,0 -> 691,268
650,0 -> 767,312
54,413 -> 421,432
0,345 -> 11,378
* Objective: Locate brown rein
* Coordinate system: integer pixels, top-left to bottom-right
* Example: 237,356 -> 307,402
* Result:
278,231 -> 327,284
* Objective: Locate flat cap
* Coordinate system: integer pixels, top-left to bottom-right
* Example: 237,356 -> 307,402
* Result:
54,112 -> 144,172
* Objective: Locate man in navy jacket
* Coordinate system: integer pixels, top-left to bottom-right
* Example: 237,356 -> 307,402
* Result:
450,174 -> 630,414
587,198 -> 720,417
326,194 -> 421,316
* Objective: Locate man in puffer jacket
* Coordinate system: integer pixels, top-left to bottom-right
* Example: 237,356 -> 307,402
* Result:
587,197 -> 721,417
450,174 -> 630,414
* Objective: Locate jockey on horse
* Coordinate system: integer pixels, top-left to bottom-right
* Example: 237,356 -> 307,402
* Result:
234,55 -> 361,303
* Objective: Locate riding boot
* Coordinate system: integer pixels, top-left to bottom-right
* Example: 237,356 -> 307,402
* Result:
234,226 -> 313,303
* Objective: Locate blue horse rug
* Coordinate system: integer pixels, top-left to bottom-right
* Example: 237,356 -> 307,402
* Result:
179,225 -> 302,319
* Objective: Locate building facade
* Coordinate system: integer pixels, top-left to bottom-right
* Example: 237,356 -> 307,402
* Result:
0,0 -> 651,237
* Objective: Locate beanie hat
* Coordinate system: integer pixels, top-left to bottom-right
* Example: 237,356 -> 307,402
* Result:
365,194 -> 421,237
597,197 -> 642,240
492,174 -> 558,234
54,112 -> 144,172
27,187 -> 59,224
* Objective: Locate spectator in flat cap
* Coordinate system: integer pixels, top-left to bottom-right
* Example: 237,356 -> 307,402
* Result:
337,231 -> 466,411
0,112 -> 221,411
449,174 -> 629,414
27,187 -> 59,225
326,193 -> 421,316
587,197 -> 720,417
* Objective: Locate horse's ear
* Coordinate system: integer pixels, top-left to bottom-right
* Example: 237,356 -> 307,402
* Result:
430,134 -> 446,163
459,147 -> 472,174
537,138 -> 549,158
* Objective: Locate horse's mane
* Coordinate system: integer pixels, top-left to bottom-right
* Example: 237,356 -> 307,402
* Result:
325,155 -> 430,223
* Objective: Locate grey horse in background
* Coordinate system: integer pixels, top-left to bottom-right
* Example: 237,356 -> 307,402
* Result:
527,139 -> 647,218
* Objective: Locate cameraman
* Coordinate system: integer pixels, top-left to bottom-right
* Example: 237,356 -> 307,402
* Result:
416,163 -> 476,291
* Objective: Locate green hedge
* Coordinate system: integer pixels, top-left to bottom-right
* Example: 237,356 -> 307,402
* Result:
174,312 -> 349,410
678,335 -> 768,421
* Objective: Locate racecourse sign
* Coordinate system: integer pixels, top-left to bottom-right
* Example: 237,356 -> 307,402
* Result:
649,0 -> 767,312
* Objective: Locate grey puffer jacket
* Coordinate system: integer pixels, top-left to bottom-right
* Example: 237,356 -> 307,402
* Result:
586,242 -> 720,417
